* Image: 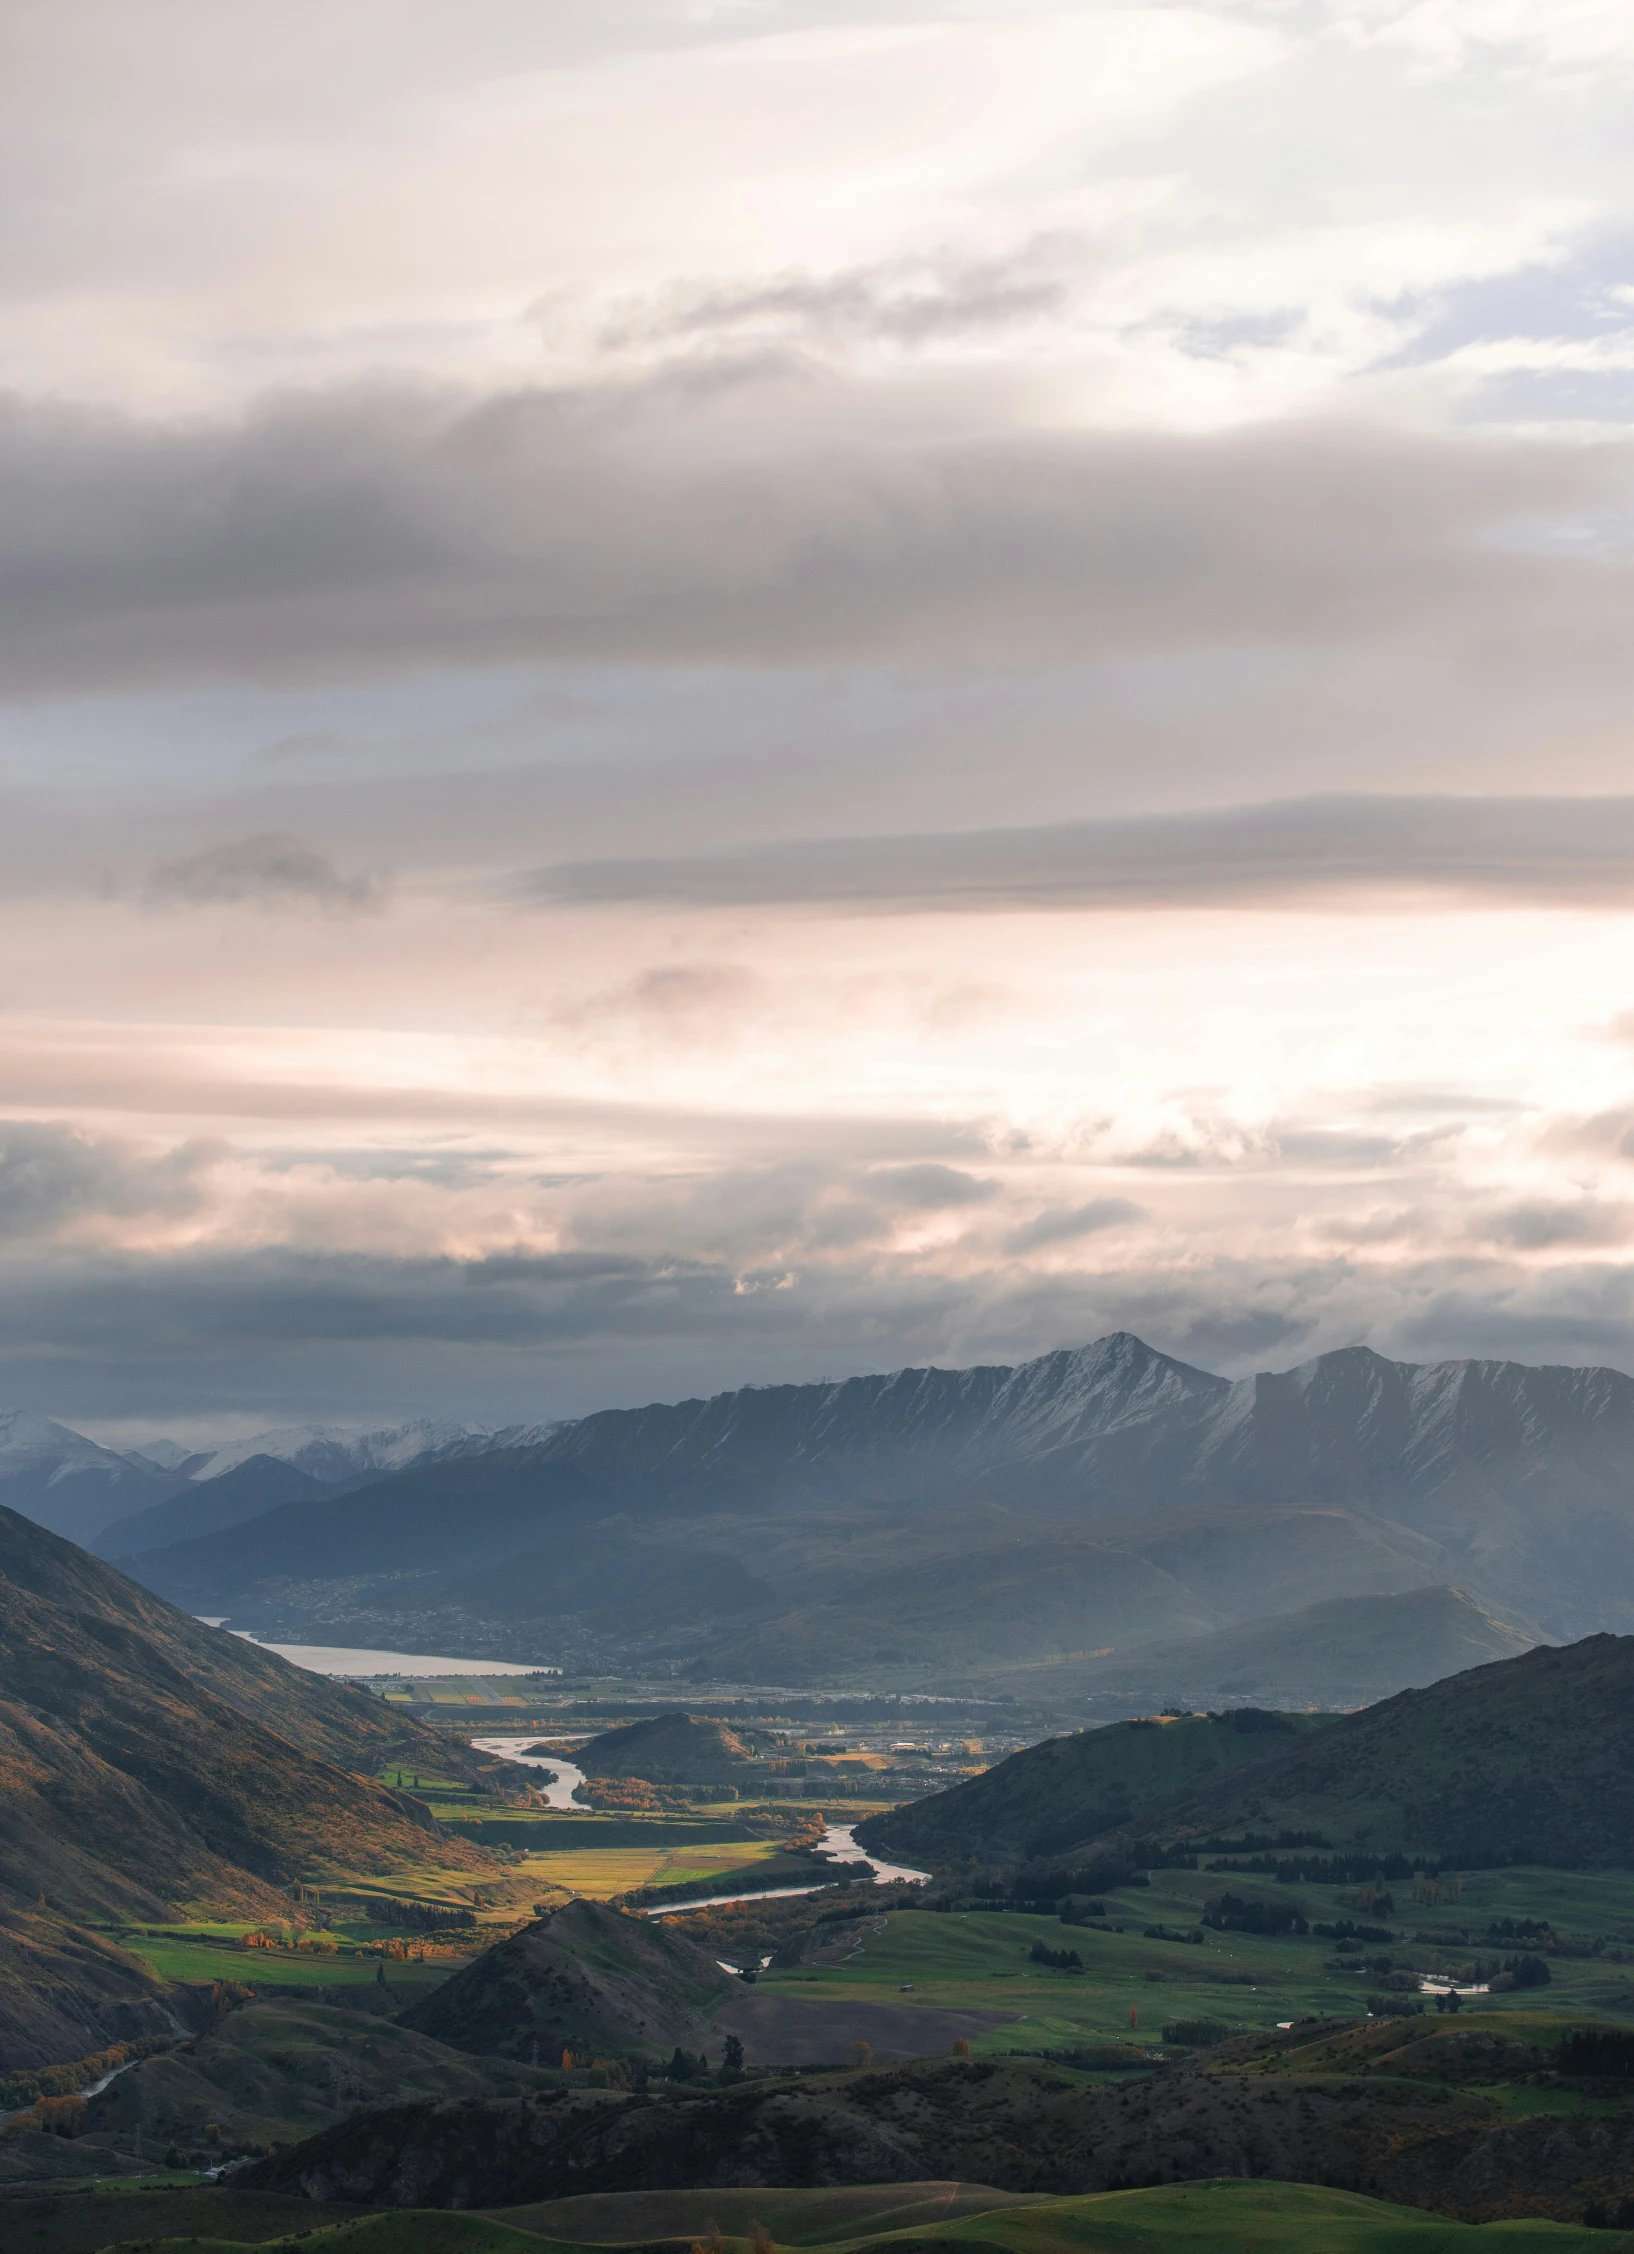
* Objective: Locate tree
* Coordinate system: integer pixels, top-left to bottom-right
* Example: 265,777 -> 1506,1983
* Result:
851,2040 -> 874,2068
950,2038 -> 971,2059
722,2034 -> 745,2072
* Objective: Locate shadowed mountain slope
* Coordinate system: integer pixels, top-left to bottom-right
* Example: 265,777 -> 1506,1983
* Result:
90,1453 -> 333,1562
856,1708 -> 1337,1868
865,1632 -> 1634,1875
398,1899 -> 733,2062
0,1411 -> 176,1546
1106,1630 -> 1634,1867
241,2030 -> 1634,2220
0,1506 -> 488,1778
114,1338 -> 1634,1677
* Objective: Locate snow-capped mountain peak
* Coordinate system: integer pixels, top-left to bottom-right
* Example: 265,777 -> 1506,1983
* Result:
184,1417 -> 483,1484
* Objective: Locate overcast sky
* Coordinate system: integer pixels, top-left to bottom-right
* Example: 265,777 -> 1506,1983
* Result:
9,0 -> 1634,1441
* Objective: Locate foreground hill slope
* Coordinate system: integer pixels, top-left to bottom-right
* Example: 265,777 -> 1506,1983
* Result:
856,1709 -> 1336,1868
398,1900 -> 733,2062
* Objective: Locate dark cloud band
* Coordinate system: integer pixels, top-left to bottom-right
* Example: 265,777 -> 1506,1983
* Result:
0,381 -> 1623,690
524,793 -> 1634,912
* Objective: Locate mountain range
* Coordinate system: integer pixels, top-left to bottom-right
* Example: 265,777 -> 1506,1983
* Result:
0,1409 -> 484,1550
16,1332 -> 1634,1701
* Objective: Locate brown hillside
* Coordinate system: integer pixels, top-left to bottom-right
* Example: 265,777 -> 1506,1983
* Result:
574,1711 -> 761,1784
0,1513 -> 505,2068
0,1504 -> 482,1781
398,1898 -> 733,2061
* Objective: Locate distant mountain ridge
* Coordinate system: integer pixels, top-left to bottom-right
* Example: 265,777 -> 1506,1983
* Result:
163,1415 -> 484,1486
116,1334 -> 1634,1678
0,1410 -> 489,1552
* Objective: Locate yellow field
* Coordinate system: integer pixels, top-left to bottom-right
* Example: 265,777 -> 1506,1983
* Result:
510,1836 -> 789,1901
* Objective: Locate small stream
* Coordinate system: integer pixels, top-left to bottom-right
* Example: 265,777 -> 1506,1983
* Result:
472,1737 -> 930,1912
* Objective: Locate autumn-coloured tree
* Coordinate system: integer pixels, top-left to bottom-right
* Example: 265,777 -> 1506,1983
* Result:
851,2039 -> 874,2068
950,2038 -> 971,2058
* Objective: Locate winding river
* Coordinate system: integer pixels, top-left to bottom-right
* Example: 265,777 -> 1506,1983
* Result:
471,1737 -> 930,1908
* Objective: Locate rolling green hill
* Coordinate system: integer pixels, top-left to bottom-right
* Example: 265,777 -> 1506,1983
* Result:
84,2183 -> 1631,2254
855,1708 -> 1336,1868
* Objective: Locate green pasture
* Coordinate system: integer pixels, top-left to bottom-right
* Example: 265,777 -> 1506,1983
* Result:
81,2181 -> 1634,2254
109,1929 -> 458,1995
746,1859 -> 1634,2051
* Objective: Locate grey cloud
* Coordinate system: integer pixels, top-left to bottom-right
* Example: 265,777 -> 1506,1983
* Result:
145,831 -> 388,913
598,248 -> 1070,352
1004,1197 -> 1146,1252
18,1237 -> 1634,1424
869,1163 -> 999,1209
1361,1088 -> 1528,1116
1478,1200 -> 1632,1249
0,1120 -> 216,1239
525,794 -> 1634,914
1319,1208 -> 1426,1246
0,379 -> 1624,691
559,963 -> 764,1040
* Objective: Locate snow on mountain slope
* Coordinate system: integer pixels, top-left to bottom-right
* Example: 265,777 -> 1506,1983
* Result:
182,1417 -> 481,1484
0,1408 -> 177,1543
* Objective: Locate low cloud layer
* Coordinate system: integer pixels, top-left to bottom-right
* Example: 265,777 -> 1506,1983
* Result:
0,384 -> 1625,693
528,794 -> 1634,913
0,1121 -> 215,1240
11,1235 -> 1634,1427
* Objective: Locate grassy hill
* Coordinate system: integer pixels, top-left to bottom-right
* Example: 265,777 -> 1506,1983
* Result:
81,1995 -> 518,2162
398,1899 -> 733,2062
855,1708 -> 1336,1868
76,2183 -> 1628,2254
